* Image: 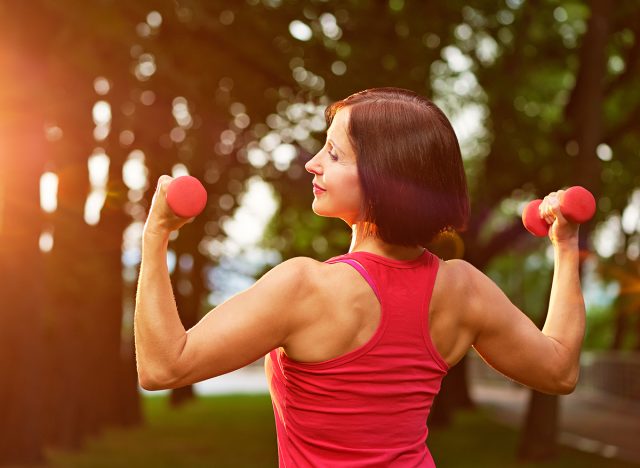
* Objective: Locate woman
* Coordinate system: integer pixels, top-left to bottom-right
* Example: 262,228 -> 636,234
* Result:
135,88 -> 585,467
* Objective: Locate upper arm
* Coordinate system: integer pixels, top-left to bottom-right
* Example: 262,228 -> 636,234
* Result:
455,260 -> 572,394
164,257 -> 314,389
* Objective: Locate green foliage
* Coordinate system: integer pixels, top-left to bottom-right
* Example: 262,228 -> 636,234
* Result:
583,304 -> 618,349
484,246 -> 553,324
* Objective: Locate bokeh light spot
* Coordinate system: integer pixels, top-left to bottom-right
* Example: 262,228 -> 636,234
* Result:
289,20 -> 312,41
92,101 -> 112,126
119,130 -> 135,146
123,150 -> 148,191
40,172 -> 58,213
147,11 -> 162,28
596,143 -> 612,161
220,10 -> 234,25
88,150 -> 110,188
331,61 -> 347,76
39,229 -> 54,253
93,77 -> 110,95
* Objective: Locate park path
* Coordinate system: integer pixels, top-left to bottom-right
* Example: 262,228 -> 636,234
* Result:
472,383 -> 640,465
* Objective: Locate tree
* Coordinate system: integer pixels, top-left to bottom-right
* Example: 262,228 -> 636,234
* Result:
0,39 -> 48,465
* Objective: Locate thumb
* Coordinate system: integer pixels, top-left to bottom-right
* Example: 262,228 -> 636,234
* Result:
156,175 -> 174,192
152,175 -> 174,204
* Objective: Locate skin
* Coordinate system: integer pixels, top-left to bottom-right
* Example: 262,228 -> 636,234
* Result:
135,107 -> 585,396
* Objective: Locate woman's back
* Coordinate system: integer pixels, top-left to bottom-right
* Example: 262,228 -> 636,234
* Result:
265,249 -> 451,467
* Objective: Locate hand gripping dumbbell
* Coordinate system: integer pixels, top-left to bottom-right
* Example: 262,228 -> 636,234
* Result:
166,175 -> 208,218
522,186 -> 596,237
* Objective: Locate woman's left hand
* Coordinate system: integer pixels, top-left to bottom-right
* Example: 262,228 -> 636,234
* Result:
143,175 -> 194,238
538,189 -> 579,247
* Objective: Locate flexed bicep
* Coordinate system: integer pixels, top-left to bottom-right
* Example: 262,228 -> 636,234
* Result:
461,261 -> 572,394
162,257 -> 315,389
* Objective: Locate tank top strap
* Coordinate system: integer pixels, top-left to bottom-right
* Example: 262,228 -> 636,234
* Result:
324,256 -> 382,303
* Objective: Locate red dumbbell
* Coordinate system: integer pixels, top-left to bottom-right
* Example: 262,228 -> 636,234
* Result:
522,186 -> 596,237
166,175 -> 208,218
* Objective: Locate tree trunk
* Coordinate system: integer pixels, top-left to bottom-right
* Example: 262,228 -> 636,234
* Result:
45,115 -> 99,450
96,114 -> 143,428
0,55 -> 47,464
91,207 -> 140,428
518,1 -> 612,460
517,265 -> 556,460
611,305 -> 628,350
517,391 -> 559,461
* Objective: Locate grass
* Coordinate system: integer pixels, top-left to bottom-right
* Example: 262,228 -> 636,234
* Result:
46,395 -> 277,468
44,394 -> 636,468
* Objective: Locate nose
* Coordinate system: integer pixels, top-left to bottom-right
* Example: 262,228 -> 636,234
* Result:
305,152 -> 322,175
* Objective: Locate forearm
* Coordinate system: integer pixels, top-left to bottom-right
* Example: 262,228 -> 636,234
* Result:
542,243 -> 586,388
134,233 -> 187,388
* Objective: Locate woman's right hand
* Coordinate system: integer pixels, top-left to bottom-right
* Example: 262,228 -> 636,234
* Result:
143,175 -> 194,239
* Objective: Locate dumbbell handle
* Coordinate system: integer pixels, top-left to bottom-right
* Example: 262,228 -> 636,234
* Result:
522,186 -> 595,237
166,176 -> 208,218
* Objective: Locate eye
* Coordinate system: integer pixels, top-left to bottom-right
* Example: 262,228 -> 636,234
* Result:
326,141 -> 339,161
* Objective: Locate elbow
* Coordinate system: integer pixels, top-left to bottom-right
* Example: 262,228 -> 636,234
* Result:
551,368 -> 580,395
137,366 -> 180,391
555,376 -> 578,395
138,370 -> 168,391
135,343 -> 188,391
138,377 -> 164,392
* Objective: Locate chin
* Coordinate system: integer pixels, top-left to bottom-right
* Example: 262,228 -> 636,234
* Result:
311,201 -> 334,218
311,197 -> 359,221
311,207 -> 331,217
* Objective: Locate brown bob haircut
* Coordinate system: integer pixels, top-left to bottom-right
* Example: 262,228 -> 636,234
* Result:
325,87 -> 469,247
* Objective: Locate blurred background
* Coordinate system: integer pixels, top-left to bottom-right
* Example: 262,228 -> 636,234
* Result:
1,0 -> 639,466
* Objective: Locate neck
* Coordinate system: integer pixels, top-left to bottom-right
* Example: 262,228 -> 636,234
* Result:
349,222 -> 424,260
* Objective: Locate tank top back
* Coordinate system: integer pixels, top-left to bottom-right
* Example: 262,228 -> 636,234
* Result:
265,249 -> 449,467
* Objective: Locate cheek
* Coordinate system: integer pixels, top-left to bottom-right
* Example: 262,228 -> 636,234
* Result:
322,168 -> 362,206
342,174 -> 363,207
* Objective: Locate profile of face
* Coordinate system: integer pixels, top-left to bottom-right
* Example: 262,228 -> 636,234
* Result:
304,107 -> 364,226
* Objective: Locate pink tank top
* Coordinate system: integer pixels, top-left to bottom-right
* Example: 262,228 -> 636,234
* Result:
264,249 -> 449,467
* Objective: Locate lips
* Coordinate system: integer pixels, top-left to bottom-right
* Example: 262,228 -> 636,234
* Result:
313,183 -> 326,196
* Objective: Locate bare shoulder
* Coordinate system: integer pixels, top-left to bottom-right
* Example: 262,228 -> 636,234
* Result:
429,258 -> 481,366
441,258 -> 476,279
261,256 -> 320,288
432,258 -> 474,303
260,256 -> 325,311
437,259 -> 488,299
271,256 -> 349,286
434,258 -> 490,325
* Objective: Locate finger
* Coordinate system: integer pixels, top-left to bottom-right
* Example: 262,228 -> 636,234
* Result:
553,189 -> 566,222
548,195 -> 568,224
156,175 -> 174,193
540,192 -> 559,225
